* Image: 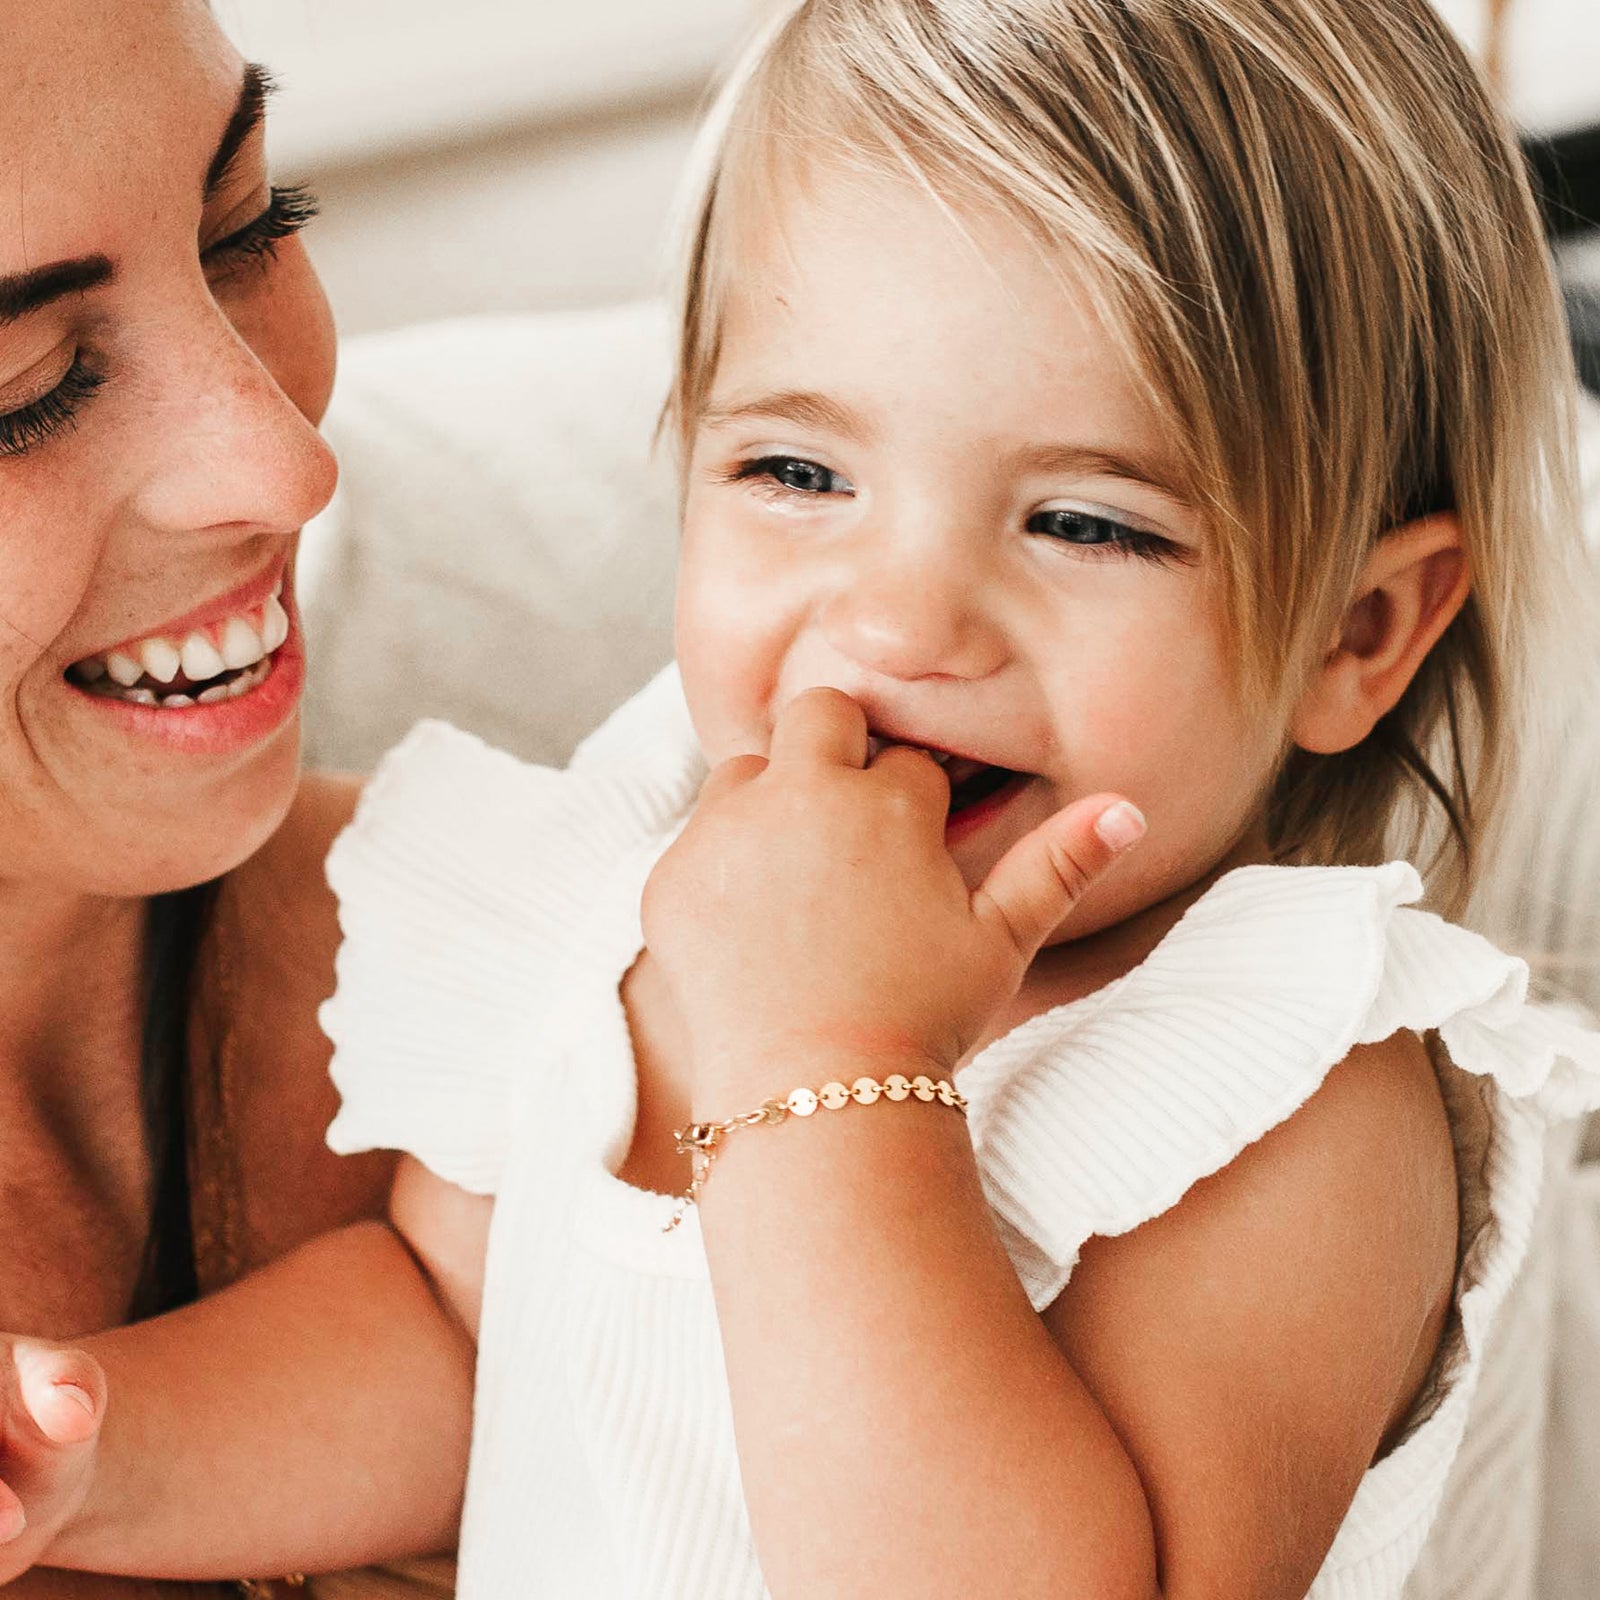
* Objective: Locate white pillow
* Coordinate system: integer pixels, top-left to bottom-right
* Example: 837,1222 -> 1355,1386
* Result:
298,303 -> 680,775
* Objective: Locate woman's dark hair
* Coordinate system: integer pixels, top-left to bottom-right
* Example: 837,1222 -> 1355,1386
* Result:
129,882 -> 216,1320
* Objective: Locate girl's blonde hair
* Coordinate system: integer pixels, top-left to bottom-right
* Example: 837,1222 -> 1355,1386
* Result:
667,0 -> 1588,914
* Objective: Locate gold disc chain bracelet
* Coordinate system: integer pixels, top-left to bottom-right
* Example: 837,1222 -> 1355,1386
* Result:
664,1071 -> 967,1231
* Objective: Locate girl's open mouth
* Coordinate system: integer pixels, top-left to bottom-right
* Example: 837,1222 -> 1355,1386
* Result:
943,756 -> 1023,816
65,580 -> 291,710
867,737 -> 1033,838
942,756 -> 1030,843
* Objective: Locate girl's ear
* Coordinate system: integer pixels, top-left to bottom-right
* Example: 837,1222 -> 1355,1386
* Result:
1291,514 -> 1470,756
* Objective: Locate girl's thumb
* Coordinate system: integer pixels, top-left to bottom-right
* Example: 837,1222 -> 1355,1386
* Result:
972,795 -> 1146,959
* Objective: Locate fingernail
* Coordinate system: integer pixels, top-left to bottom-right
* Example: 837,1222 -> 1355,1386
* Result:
56,1381 -> 96,1416
1095,801 -> 1147,852
0,1504 -> 26,1541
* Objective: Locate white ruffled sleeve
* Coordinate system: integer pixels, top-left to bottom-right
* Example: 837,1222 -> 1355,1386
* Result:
954,859 -> 1600,1597
961,861 -> 1600,1310
321,667 -> 704,1194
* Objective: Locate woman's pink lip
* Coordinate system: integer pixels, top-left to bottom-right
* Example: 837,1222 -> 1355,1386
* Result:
73,561 -> 289,662
65,600 -> 305,757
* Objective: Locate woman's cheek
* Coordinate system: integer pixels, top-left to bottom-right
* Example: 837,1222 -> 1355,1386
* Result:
0,470 -> 107,667
224,240 -> 338,428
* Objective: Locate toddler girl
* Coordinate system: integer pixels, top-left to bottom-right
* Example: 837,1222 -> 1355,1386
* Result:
5,1 -> 1600,1596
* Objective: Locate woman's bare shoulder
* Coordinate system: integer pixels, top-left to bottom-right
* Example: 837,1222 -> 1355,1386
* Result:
197,772 -> 393,1272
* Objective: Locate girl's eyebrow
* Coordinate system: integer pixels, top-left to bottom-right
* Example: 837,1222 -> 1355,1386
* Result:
1008,442 -> 1191,505
204,62 -> 278,203
701,390 -> 875,443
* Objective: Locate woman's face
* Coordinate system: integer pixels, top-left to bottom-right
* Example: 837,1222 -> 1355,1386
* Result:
0,0 -> 337,899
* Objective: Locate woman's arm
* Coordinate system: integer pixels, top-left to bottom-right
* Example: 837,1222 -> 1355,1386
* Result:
5,1163 -> 487,1584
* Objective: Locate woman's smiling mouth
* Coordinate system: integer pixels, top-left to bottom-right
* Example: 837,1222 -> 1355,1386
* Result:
59,568 -> 305,756
66,577 -> 290,709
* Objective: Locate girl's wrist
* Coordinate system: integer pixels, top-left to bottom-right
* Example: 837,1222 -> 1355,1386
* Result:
688,1045 -> 952,1124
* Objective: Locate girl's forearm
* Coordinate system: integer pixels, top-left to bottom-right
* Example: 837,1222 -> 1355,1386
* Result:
697,1055 -> 1160,1600
55,1222 -> 473,1582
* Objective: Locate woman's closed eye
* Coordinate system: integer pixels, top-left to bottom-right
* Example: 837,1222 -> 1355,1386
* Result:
1027,507 -> 1183,564
727,455 -> 856,500
0,187 -> 320,462
203,183 -> 320,275
0,357 -> 106,460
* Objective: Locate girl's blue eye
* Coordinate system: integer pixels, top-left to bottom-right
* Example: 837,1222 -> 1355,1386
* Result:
1027,508 -> 1173,562
734,456 -> 852,496
0,356 -> 106,459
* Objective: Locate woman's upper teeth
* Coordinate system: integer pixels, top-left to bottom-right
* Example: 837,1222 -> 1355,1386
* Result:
93,589 -> 289,688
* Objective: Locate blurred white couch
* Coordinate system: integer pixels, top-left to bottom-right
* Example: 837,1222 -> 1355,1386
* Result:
297,306 -> 1600,1600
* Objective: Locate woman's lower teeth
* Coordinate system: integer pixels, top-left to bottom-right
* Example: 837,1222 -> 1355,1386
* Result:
88,657 -> 272,708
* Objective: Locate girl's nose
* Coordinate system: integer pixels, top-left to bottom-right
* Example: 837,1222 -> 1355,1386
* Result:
129,309 -> 338,542
819,546 -> 1008,682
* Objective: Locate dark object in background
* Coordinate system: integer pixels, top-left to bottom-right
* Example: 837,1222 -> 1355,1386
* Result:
1526,125 -> 1600,240
1524,124 -> 1600,394
1569,285 -> 1600,394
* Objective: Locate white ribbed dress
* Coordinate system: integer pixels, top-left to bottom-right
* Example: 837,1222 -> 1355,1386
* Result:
322,668 -> 1600,1600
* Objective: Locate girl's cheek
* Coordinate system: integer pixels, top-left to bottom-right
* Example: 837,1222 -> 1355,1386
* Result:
676,513 -> 800,761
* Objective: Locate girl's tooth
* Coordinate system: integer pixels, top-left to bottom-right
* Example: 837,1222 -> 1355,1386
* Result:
138,638 -> 182,685
124,687 -> 159,706
197,684 -> 232,705
77,658 -> 107,682
227,670 -> 255,698
260,595 -> 290,653
179,632 -> 226,681
219,616 -> 265,670
106,651 -> 144,688
162,694 -> 195,709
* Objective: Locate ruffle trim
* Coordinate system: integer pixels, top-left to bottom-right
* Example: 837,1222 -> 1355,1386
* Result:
954,860 -> 1600,1593
962,861 -> 1600,1311
322,667 -> 703,1193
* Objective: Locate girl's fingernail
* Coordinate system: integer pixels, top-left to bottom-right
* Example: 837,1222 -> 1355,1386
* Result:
56,1382 -> 96,1416
1095,801 -> 1147,852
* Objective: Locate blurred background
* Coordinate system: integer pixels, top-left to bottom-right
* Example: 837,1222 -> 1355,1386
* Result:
213,0 -> 1600,349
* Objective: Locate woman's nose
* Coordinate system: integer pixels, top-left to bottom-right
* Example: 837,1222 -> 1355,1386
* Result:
129,310 -> 338,541
818,540 -> 1008,682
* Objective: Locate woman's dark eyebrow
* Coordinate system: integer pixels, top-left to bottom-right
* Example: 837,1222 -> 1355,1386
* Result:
204,63 -> 278,203
0,257 -> 115,327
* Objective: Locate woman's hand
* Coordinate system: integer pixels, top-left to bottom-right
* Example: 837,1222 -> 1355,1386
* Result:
642,687 -> 1144,1109
0,1339 -> 106,1582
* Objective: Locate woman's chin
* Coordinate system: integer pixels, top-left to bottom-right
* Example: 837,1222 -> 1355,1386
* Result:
19,710 -> 306,900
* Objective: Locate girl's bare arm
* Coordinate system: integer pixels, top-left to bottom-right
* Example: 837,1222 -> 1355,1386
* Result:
700,1028 -> 1454,1600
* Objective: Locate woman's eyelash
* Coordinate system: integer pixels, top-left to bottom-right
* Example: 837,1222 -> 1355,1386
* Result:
1027,508 -> 1178,563
204,183 -> 321,269
0,188 -> 317,461
0,357 -> 106,459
